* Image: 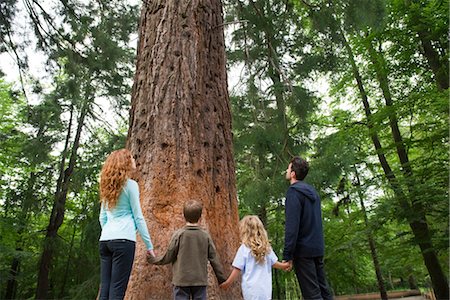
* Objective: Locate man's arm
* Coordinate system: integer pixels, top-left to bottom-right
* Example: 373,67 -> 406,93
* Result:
283,187 -> 302,261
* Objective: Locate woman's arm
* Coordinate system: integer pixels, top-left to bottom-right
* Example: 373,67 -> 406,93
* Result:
128,180 -> 154,250
99,203 -> 107,228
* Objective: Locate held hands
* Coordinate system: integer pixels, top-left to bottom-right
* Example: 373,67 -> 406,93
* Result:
219,280 -> 231,290
146,249 -> 156,264
281,260 -> 293,272
147,249 -> 156,257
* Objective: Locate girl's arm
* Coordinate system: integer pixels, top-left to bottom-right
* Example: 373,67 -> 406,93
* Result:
273,261 -> 291,271
220,267 -> 241,289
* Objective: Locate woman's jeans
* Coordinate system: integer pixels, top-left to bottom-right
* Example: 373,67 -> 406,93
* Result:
99,239 -> 136,300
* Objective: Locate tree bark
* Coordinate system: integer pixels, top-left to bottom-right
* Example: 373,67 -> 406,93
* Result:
126,1 -> 241,299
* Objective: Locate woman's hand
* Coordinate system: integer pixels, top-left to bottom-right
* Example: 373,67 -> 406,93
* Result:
147,249 -> 156,257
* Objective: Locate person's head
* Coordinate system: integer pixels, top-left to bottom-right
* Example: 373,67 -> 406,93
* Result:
239,215 -> 270,264
100,149 -> 136,208
285,156 -> 309,182
183,200 -> 203,223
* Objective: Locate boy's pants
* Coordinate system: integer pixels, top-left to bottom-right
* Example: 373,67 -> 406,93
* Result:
99,239 -> 136,300
173,286 -> 207,300
293,256 -> 333,300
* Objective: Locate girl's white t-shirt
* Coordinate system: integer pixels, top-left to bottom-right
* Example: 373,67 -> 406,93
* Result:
232,244 -> 278,300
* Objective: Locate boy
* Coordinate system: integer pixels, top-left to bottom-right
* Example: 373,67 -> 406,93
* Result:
147,200 -> 226,300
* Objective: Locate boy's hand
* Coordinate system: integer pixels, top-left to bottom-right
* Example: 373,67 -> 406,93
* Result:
146,250 -> 157,264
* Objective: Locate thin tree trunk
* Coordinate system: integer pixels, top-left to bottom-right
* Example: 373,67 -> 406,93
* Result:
126,1 -> 240,299
336,20 -> 448,298
5,169 -> 39,299
251,0 -> 292,158
4,255 -> 20,299
403,0 -> 448,90
58,225 -> 77,298
36,102 -> 88,299
365,38 -> 449,300
417,30 -> 449,90
353,166 -> 388,300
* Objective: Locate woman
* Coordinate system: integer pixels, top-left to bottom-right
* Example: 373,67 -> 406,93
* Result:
98,149 -> 154,300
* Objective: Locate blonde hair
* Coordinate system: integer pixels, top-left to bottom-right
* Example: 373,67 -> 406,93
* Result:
99,149 -> 133,208
239,215 -> 271,264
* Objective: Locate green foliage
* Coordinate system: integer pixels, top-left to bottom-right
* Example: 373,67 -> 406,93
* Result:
0,0 -> 447,298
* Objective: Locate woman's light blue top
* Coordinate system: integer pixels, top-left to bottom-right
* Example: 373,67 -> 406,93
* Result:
99,179 -> 153,250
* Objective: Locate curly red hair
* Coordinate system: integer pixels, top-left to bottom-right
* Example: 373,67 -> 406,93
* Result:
100,149 -> 133,208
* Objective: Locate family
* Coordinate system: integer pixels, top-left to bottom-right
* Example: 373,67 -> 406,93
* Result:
98,149 -> 333,300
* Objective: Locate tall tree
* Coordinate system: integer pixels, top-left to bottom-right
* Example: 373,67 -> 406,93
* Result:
126,1 -> 241,299
294,0 -> 448,297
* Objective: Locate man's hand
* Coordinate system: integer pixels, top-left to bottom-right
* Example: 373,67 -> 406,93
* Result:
282,260 -> 293,271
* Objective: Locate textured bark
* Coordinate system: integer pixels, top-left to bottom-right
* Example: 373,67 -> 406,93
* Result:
126,1 -> 241,299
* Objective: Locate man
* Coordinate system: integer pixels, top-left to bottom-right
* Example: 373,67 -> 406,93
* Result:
283,156 -> 333,300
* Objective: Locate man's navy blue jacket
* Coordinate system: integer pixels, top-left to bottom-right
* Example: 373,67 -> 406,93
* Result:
283,181 -> 325,261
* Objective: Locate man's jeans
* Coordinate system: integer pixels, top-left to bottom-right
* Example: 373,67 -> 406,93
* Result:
99,239 -> 136,300
293,256 -> 333,300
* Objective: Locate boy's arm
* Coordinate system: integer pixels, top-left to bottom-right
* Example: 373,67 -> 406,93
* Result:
148,230 -> 180,265
207,235 -> 227,284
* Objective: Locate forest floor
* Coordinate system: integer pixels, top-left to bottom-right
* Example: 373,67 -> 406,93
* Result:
335,289 -> 429,300
391,297 -> 425,300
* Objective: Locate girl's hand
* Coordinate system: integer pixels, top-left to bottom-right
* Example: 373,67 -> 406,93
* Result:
220,281 -> 231,289
281,260 -> 293,271
220,267 -> 241,289
147,249 -> 156,257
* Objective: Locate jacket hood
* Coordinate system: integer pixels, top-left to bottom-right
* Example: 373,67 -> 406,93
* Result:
290,181 -> 318,203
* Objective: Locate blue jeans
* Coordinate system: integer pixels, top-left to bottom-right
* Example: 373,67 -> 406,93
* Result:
293,256 -> 333,300
173,286 -> 207,300
99,239 -> 136,300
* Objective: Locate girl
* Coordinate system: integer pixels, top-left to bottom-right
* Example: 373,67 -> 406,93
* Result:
98,149 -> 154,300
220,215 -> 289,299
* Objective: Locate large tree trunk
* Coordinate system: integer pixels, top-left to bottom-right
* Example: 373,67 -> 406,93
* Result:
126,1 -> 241,299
